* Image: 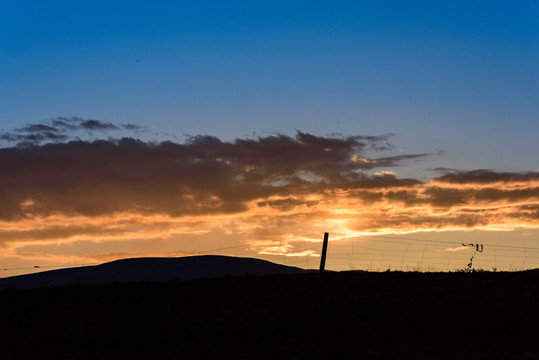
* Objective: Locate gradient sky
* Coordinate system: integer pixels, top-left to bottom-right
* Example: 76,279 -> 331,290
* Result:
1,1 -> 538,275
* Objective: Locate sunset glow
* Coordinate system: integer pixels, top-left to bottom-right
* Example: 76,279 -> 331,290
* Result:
1,127 -> 538,275
1,1 -> 538,276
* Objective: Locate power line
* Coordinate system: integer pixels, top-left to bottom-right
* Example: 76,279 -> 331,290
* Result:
2,233 -> 538,274
1,263 -> 98,272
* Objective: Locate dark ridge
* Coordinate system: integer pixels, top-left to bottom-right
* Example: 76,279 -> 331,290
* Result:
0,255 -> 307,290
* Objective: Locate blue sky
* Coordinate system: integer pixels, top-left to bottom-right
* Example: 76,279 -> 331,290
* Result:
1,1 -> 538,174
1,1 -> 537,176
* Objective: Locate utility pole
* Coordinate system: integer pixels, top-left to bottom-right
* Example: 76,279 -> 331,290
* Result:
319,232 -> 329,273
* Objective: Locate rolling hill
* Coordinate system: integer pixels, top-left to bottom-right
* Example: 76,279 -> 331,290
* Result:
0,255 -> 307,290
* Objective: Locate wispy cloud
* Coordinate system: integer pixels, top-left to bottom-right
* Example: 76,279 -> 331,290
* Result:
0,117 -> 142,147
438,246 -> 469,252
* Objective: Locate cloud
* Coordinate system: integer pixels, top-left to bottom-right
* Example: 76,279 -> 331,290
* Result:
1,124 -> 69,145
16,124 -> 59,133
348,151 -> 443,170
373,170 -> 396,176
0,117 -> 142,147
257,198 -> 320,211
438,246 -> 469,252
51,118 -> 79,131
0,124 -> 538,263
434,169 -> 539,184
0,131 -> 412,220
370,151 -> 445,169
79,119 -> 119,130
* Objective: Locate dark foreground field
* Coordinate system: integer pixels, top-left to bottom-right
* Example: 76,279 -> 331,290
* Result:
1,270 -> 538,359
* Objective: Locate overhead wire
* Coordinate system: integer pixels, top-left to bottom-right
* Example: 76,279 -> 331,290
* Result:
2,232 -> 538,274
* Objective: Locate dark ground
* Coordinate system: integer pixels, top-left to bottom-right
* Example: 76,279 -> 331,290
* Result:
0,270 -> 537,359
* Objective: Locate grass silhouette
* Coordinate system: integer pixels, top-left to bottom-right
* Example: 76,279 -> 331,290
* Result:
0,270 -> 537,359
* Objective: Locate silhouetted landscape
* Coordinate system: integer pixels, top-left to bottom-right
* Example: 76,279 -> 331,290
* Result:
0,255 -> 307,290
0,256 -> 537,359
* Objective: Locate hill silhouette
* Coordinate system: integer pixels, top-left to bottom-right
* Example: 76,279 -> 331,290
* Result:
0,255 -> 307,290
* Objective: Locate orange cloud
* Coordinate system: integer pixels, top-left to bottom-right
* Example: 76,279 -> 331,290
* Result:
1,130 -> 538,266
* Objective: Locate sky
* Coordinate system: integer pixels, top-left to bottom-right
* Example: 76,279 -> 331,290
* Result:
1,0 -> 538,275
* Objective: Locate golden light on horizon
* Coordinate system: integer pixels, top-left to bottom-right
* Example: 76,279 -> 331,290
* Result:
1,132 -> 538,275
2,173 -> 538,273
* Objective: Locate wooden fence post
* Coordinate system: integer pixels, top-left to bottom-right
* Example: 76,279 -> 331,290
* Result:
319,232 -> 329,273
